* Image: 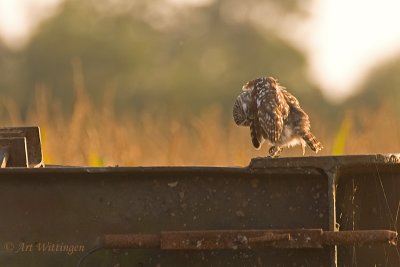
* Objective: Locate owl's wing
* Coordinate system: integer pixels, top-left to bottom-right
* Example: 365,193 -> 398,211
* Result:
256,88 -> 285,143
281,87 -> 312,132
281,88 -> 300,108
245,89 -> 263,149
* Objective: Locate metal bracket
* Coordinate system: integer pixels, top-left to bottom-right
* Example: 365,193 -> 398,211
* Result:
0,127 -> 44,168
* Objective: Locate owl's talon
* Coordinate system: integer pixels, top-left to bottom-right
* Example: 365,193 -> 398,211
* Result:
268,146 -> 282,158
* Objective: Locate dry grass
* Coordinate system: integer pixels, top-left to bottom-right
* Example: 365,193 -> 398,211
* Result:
0,71 -> 399,167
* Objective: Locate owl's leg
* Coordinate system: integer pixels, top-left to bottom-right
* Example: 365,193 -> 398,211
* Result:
301,141 -> 306,155
268,146 -> 282,157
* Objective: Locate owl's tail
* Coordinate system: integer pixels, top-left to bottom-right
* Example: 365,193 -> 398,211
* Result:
250,121 -> 264,149
302,132 -> 323,153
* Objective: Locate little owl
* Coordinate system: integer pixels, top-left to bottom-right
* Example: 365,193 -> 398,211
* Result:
233,76 -> 323,157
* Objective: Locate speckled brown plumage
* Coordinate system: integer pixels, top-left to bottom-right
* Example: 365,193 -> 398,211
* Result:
233,76 -> 323,157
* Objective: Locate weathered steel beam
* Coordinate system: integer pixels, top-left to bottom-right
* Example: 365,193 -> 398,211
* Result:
323,230 -> 398,246
101,229 -> 397,250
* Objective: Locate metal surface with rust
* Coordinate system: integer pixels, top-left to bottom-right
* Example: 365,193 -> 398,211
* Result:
102,234 -> 160,249
336,157 -> 400,266
0,154 -> 399,266
0,163 -> 330,266
102,229 -> 397,250
0,137 -> 28,167
161,229 -> 322,250
323,230 -> 398,246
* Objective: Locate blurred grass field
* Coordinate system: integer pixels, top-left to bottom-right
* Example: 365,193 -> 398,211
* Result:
1,0 -> 400,168
0,78 -> 399,167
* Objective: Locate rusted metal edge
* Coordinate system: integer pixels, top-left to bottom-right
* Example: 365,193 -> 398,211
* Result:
101,229 -> 397,250
0,154 -> 397,174
249,154 -> 400,171
0,166 -> 319,177
0,154 -> 398,173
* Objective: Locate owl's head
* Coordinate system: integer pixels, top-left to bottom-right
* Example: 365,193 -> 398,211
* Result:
242,76 -> 277,91
233,91 -> 252,126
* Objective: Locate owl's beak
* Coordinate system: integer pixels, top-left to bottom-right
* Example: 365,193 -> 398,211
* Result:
242,81 -> 254,91
242,84 -> 250,91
